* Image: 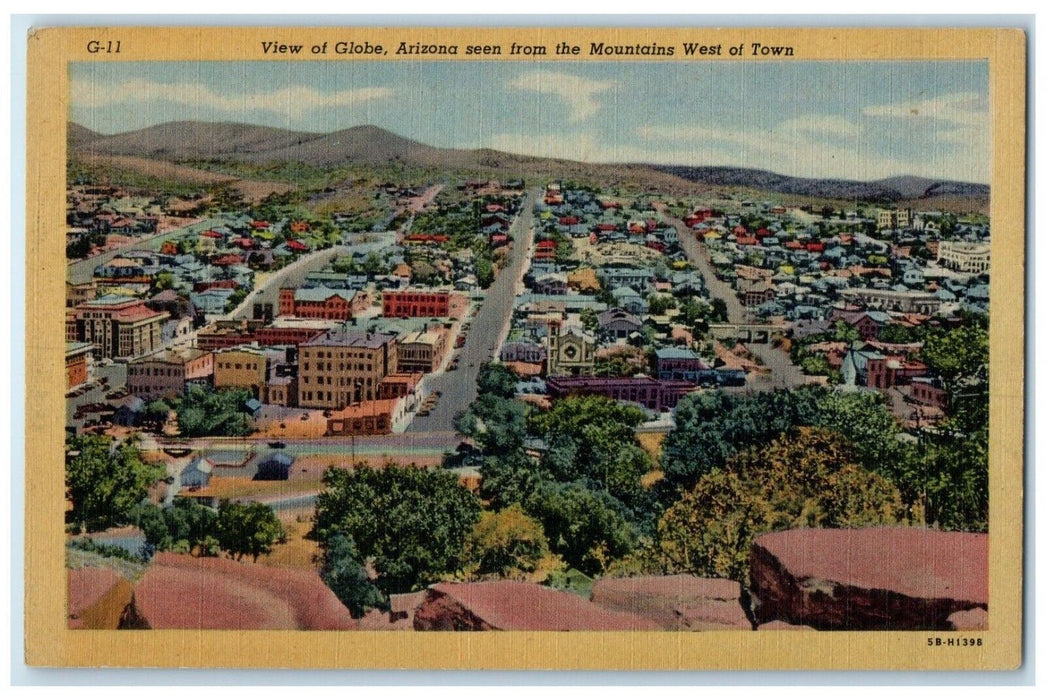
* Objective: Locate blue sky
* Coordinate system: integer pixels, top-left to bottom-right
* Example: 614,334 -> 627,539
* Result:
70,60 -> 989,183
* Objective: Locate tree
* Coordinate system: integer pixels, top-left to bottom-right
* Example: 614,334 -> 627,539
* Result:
215,500 -> 285,562
455,394 -> 528,456
465,505 -> 550,580
532,395 -> 653,516
319,534 -> 386,617
524,480 -> 638,576
310,466 -> 481,595
476,362 -> 518,399
657,428 -> 905,582
66,435 -> 165,532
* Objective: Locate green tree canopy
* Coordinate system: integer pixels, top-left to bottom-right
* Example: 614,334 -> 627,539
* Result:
310,466 -> 481,595
66,435 -> 165,532
319,534 -> 387,617
476,362 -> 519,399
215,500 -> 286,562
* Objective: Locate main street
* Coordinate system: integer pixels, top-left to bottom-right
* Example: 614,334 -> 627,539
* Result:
406,189 -> 537,433
657,205 -> 808,390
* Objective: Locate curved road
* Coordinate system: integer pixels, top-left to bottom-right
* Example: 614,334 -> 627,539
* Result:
657,205 -> 807,390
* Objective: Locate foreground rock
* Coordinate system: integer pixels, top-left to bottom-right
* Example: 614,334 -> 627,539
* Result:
131,552 -> 357,630
591,575 -> 750,630
750,527 -> 988,630
413,581 -> 661,631
67,567 -> 134,629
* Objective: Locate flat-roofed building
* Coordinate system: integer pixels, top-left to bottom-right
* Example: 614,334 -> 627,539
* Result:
396,329 -> 447,374
298,330 -> 398,409
127,348 -> 213,400
382,289 -> 451,318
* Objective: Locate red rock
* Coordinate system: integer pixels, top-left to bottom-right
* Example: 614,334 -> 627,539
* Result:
948,607 -> 988,631
132,552 -> 357,630
67,567 -> 134,630
413,581 -> 662,631
591,575 -> 750,630
749,528 -> 988,630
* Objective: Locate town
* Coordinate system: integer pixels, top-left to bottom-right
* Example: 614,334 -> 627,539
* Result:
65,144 -> 990,632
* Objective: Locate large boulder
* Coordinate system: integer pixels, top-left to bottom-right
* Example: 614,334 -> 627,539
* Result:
591,575 -> 751,630
131,552 -> 357,630
413,581 -> 662,631
67,567 -> 134,630
749,527 -> 988,630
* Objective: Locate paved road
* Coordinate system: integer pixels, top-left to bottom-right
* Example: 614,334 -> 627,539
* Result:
658,205 -> 807,389
145,430 -> 462,457
67,217 -> 221,285
406,190 -> 537,433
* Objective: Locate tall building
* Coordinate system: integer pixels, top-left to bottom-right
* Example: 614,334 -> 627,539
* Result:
70,295 -> 168,359
297,330 -> 398,409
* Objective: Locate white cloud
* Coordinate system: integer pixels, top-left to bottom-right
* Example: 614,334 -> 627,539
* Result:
508,71 -> 617,123
862,92 -> 987,128
71,78 -> 393,114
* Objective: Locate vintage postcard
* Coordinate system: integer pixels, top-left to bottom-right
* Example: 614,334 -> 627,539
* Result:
24,25 -> 1025,670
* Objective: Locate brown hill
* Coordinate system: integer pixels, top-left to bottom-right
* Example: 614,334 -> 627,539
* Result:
69,121 -> 989,211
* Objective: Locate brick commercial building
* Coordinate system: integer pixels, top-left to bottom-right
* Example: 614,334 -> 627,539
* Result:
396,329 -> 448,374
70,295 -> 168,359
127,348 -> 213,400
278,286 -> 370,321
546,375 -> 698,412
298,330 -> 398,409
325,399 -> 398,436
382,289 -> 452,318
66,342 -> 93,389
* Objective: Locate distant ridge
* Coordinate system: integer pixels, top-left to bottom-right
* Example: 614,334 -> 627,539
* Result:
69,121 -> 990,208
651,166 -> 989,204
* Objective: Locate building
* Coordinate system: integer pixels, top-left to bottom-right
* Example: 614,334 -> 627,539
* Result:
70,296 -> 168,360
377,373 -> 423,400
278,286 -> 369,320
255,452 -> 295,481
298,330 -> 398,409
653,347 -> 708,381
546,375 -> 697,412
212,345 -> 273,396
396,329 -> 448,374
546,323 -> 596,377
598,308 -> 642,341
325,399 -> 398,436
877,208 -> 912,231
839,288 -> 941,316
936,241 -> 991,274
382,289 -> 452,318
127,348 -> 213,400
66,342 -> 93,389
738,279 -> 776,307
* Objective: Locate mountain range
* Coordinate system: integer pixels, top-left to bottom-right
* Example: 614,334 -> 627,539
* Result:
69,121 -> 990,209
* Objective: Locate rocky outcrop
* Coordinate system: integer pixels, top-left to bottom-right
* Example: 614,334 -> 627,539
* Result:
413,581 -> 662,631
749,528 -> 988,631
591,575 -> 751,630
358,591 -> 427,630
131,552 -> 357,630
67,567 -> 134,630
